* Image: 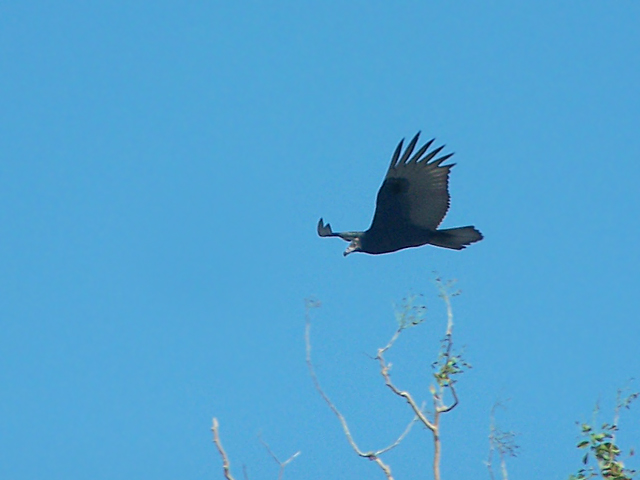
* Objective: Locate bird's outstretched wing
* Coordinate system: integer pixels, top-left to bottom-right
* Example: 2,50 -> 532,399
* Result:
317,218 -> 361,241
369,132 -> 454,233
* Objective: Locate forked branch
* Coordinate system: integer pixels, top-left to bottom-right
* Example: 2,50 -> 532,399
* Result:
305,299 -> 417,480
376,280 -> 467,480
305,279 -> 467,480
258,433 -> 300,480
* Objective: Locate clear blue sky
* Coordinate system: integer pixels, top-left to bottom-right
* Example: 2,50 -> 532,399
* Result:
2,2 -> 639,479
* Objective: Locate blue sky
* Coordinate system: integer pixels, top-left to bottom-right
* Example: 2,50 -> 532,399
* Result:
1,2 -> 639,479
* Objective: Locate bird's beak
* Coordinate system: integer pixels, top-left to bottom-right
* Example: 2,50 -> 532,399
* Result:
343,243 -> 357,256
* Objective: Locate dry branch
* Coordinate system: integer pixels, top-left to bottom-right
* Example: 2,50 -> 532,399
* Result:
305,299 -> 418,480
304,279 -> 467,480
212,417 -> 236,480
375,280 -> 464,480
258,433 -> 300,480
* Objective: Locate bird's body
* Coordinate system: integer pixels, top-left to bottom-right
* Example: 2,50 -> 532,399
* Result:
318,132 -> 482,256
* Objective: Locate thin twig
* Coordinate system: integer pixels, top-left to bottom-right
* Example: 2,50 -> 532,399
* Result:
376,414 -> 420,455
435,277 -> 458,333
438,384 -> 459,413
486,404 -> 499,480
305,300 -> 402,480
258,433 -> 300,480
377,333 -> 436,432
485,401 -> 518,480
487,446 -> 496,480
436,333 -> 459,414
377,324 -> 445,480
212,418 -> 236,480
377,280 -> 464,480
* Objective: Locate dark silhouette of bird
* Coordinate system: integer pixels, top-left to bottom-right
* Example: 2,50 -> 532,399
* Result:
318,132 -> 483,256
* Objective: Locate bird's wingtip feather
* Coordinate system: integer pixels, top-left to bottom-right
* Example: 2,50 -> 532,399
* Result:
390,138 -> 404,167
399,132 -> 421,164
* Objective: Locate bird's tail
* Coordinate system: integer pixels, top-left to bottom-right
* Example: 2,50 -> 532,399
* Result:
430,226 -> 483,250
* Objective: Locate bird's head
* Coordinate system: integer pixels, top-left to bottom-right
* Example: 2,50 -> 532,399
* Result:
343,237 -> 362,256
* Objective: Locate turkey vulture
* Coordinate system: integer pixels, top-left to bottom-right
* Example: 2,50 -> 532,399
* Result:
318,132 -> 483,256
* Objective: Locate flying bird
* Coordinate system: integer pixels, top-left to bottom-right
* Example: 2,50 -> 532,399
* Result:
318,132 -> 483,256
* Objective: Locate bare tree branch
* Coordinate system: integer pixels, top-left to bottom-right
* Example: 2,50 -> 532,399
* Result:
377,330 -> 436,432
435,333 -> 460,415
212,417 -> 237,480
436,278 -> 456,336
375,279 -> 466,480
485,401 -> 518,480
305,299 -> 417,480
258,433 -> 300,480
305,280 -> 467,480
375,410 -> 421,456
